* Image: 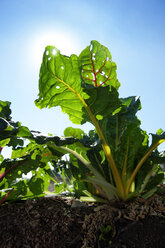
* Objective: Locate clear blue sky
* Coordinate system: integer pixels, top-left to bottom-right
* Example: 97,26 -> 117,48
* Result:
1,0 -> 165,152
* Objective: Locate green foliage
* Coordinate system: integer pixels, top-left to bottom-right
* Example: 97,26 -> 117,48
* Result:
0,109 -> 78,202
35,40 -> 164,201
0,40 -> 164,204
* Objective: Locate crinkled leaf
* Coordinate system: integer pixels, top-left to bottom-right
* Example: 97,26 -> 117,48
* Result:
82,85 -> 123,124
35,41 -> 121,126
114,125 -> 148,175
35,45 -> 87,124
79,40 -> 120,89
102,96 -> 142,154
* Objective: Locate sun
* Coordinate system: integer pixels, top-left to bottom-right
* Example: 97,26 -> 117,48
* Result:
29,29 -> 80,69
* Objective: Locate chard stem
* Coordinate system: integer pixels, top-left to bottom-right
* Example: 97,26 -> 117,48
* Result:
52,75 -> 125,199
84,104 -> 125,199
115,115 -> 119,148
122,139 -> 129,189
0,188 -> 14,205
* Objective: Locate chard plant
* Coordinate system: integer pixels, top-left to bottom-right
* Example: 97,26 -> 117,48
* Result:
0,40 -> 164,204
34,40 -> 165,201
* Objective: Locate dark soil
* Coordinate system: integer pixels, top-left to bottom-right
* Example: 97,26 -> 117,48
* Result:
0,194 -> 164,248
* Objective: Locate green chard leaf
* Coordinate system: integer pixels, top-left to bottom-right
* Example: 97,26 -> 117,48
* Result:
35,45 -> 87,124
115,125 -> 148,175
79,40 -> 120,89
101,96 -> 142,153
35,41 -> 121,127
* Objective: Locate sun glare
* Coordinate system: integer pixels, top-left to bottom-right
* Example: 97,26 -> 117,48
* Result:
30,30 -> 79,69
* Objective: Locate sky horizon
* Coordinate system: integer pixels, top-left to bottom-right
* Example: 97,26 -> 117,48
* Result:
0,0 -> 165,156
